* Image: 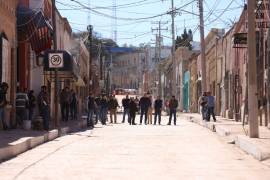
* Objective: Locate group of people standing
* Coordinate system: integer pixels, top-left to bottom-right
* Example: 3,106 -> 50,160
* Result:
15,86 -> 51,131
121,94 -> 179,125
87,93 -> 119,127
86,92 -> 179,127
199,91 -> 216,122
0,83 -> 50,131
60,87 -> 78,122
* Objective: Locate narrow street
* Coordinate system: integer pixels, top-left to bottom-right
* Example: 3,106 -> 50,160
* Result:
1,115 -> 270,180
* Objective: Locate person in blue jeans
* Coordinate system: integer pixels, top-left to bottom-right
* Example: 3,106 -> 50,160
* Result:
206,92 -> 216,122
199,92 -> 208,120
167,96 -> 178,125
122,95 -> 130,123
87,92 -> 96,128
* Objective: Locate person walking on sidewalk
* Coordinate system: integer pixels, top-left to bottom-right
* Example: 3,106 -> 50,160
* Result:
60,87 -> 71,122
129,97 -> 138,125
108,95 -> 119,124
38,86 -> 50,131
28,90 -> 36,121
199,92 -> 208,120
154,96 -> 163,125
122,95 -> 130,123
147,95 -> 153,124
0,82 -> 9,130
139,93 -> 151,125
167,96 -> 178,125
87,92 -> 96,128
206,92 -> 216,122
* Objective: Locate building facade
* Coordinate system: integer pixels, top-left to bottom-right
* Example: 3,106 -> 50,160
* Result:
111,49 -> 145,92
0,0 -> 18,128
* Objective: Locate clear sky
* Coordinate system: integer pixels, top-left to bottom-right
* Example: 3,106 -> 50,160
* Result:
56,0 -> 245,46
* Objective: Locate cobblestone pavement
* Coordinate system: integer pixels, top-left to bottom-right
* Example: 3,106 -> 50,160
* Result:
1,115 -> 270,180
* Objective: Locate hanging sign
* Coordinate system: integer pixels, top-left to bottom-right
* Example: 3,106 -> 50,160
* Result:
49,53 -> 64,68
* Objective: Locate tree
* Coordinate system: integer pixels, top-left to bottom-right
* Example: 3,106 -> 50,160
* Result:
175,28 -> 193,50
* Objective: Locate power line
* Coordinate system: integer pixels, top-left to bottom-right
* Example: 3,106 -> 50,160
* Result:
68,0 -> 195,21
205,0 -> 235,26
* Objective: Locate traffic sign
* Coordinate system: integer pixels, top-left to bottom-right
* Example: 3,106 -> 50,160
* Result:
49,53 -> 64,68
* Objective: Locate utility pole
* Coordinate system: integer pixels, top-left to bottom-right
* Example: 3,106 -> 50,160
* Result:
198,0 -> 207,93
247,0 -> 259,138
171,0 -> 176,96
152,21 -> 168,97
266,0 -> 270,127
52,0 -> 59,128
87,25 -> 93,93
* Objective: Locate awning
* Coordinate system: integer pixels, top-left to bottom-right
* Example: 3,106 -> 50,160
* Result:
17,6 -> 53,54
43,50 -> 79,81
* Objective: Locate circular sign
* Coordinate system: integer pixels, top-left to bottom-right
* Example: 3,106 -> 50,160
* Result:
51,55 -> 62,66
49,53 -> 64,68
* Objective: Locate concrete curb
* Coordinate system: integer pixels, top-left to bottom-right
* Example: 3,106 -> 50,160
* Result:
235,135 -> 270,161
186,114 -> 270,162
186,116 -> 216,132
215,125 -> 231,136
0,120 -> 88,162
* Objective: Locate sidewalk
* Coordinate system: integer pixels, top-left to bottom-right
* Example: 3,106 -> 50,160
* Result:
0,119 -> 88,162
180,113 -> 270,161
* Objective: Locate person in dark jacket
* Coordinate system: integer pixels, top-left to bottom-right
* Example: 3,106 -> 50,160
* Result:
94,95 -> 101,124
108,95 -> 119,123
139,93 -> 151,125
122,95 -> 130,123
60,87 -> 71,122
167,96 -> 178,125
38,86 -> 50,131
129,97 -> 138,125
28,90 -> 36,121
154,96 -> 163,125
70,90 -> 78,120
87,92 -> 96,128
100,95 -> 108,125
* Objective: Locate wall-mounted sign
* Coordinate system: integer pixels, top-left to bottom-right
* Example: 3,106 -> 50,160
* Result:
49,53 -> 64,68
245,0 -> 270,30
233,33 -> 247,45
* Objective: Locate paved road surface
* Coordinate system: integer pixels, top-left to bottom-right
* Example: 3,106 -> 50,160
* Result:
1,115 -> 270,180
